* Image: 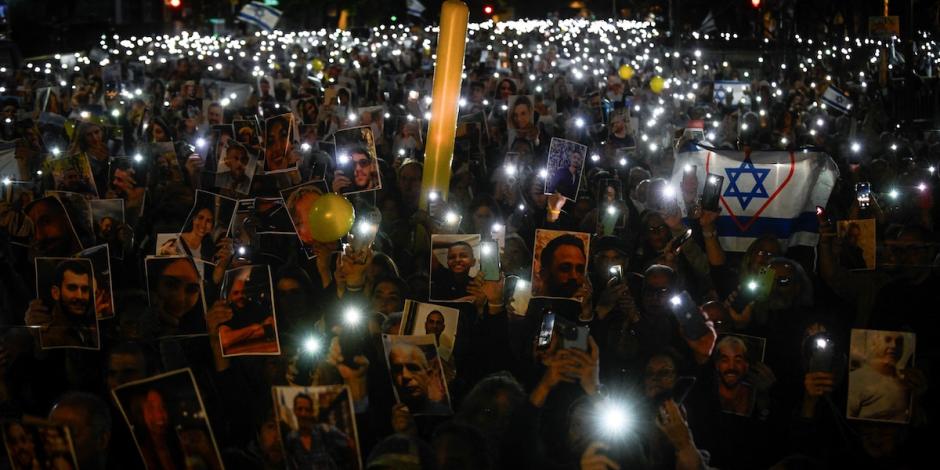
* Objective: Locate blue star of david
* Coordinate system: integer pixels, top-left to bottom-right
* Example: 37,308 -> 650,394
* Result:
724,158 -> 770,210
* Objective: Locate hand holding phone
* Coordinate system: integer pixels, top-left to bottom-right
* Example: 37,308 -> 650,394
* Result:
701,174 -> 724,212
668,291 -> 709,340
856,182 -> 871,210
480,241 -> 501,281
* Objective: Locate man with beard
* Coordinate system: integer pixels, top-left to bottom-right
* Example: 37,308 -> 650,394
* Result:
535,234 -> 587,298
430,241 -> 477,301
96,216 -> 115,241
26,259 -> 98,349
715,336 -> 754,416
25,197 -> 82,259
547,151 -> 584,201
388,341 -> 450,414
4,421 -> 40,470
215,143 -> 253,194
283,393 -> 354,469
332,146 -> 378,194
848,331 -> 912,422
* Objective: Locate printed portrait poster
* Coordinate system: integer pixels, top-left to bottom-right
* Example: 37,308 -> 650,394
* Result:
596,178 -> 627,235
429,234 -> 482,302
43,154 -> 99,198
847,329 -> 916,423
215,142 -> 258,195
272,385 -> 362,470
382,334 -> 452,416
218,265 -> 280,357
280,180 -> 330,259
34,257 -> 99,350
75,244 -> 115,320
531,229 -> 591,299
177,190 -> 237,264
230,197 -> 296,250
234,119 -> 262,153
837,219 -> 876,270
0,180 -> 37,241
713,334 -> 766,417
400,300 -> 460,361
543,137 -> 588,201
2,419 -> 80,470
24,196 -> 84,257
148,142 -> 187,186
506,95 -> 538,149
332,126 -> 381,195
264,113 -> 295,172
112,369 -> 224,470
145,255 -> 208,338
89,198 -> 126,259
46,191 -> 95,249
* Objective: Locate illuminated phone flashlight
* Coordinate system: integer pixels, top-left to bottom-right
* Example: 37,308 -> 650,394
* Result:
36,170 -> 42,176
888,188 -> 900,200
344,307 -> 362,326
649,142 -> 659,152
236,245 -> 247,256
300,142 -> 311,152
590,154 -> 600,163
538,168 -> 548,179
609,266 -> 620,276
708,175 -> 719,185
338,153 -> 350,165
1,177 -> 10,185
929,166 -> 936,174
195,137 -> 207,149
428,190 -> 440,202
133,153 -> 144,163
606,205 -> 618,216
504,164 -> 517,177
575,117 -> 585,128
597,398 -> 633,439
51,146 -> 61,156
815,337 -> 829,349
110,108 -> 121,118
918,183 -> 927,192
515,279 -> 529,291
303,335 -> 322,354
890,143 -> 898,151
398,148 -> 407,157
780,137 -> 789,145
458,97 -> 467,108
662,185 -> 676,199
481,243 -> 493,256
491,223 -> 504,234
220,97 -> 231,107
444,210 -> 460,226
357,221 -> 374,236
741,122 -> 749,131
517,203 -> 526,212
669,295 -> 682,307
347,113 -> 357,123
683,164 -> 693,173
850,142 -> 861,153
501,104 -> 508,111
746,280 -> 759,291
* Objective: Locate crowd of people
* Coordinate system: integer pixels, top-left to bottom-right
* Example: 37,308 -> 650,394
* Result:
0,14 -> 938,470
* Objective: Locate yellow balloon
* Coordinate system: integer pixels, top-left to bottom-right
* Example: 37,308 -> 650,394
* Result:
650,75 -> 665,94
618,64 -> 634,81
312,58 -> 325,72
307,193 -> 355,242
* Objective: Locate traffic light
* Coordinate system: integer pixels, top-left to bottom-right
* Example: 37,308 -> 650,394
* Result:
750,0 -> 761,8
483,4 -> 494,16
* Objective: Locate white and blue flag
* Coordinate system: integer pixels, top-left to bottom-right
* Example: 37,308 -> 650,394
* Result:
672,147 -> 839,252
238,1 -> 282,32
820,85 -> 852,114
408,0 -> 426,18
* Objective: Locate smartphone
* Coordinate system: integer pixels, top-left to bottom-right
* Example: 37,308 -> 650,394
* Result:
856,182 -> 871,209
668,290 -> 709,340
671,228 -> 694,254
701,173 -> 724,212
349,219 -> 378,252
600,205 -> 618,236
555,316 -> 589,351
609,265 -> 623,285
536,310 -> 556,350
807,335 -> 834,373
233,241 -> 251,262
480,240 -> 501,281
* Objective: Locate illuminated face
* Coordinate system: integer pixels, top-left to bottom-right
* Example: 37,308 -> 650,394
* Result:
873,333 -> 904,363
447,244 -> 475,275
389,344 -> 430,402
142,390 -> 169,435
156,259 -> 201,320
207,105 -> 223,125
351,150 -> 373,188
717,340 -> 749,389
544,243 -> 586,297
190,208 -> 214,240
53,269 -> 91,317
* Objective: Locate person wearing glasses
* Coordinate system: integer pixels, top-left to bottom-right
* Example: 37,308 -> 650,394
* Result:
332,146 -> 378,194
146,256 -> 205,337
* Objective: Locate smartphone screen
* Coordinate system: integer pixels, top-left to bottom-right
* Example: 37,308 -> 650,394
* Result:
856,182 -> 871,209
609,265 -> 623,284
807,336 -> 834,373
537,311 -> 555,350
702,173 -> 724,212
481,240 -> 501,281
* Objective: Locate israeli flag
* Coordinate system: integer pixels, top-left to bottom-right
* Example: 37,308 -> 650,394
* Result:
408,0 -> 426,17
238,1 -> 282,32
671,146 -> 839,252
820,85 -> 852,114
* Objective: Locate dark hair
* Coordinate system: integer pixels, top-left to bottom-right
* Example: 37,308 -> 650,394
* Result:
449,241 -> 474,254
293,393 -> 313,407
225,143 -> 250,165
53,259 -> 91,288
540,234 -> 585,268
51,392 -> 112,437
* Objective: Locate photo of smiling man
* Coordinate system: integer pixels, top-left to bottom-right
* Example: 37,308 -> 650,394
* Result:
713,334 -> 766,417
429,234 -> 482,302
332,126 -> 381,195
29,257 -> 100,350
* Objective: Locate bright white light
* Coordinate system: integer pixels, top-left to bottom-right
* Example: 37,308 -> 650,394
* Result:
504,164 -> 517,177
51,147 -> 61,156
518,203 -> 525,211
606,205 -> 617,215
79,111 -> 90,119
683,164 -> 692,173
1,177 -> 10,185
918,183 -> 927,192
747,280 -> 758,291
889,188 -> 900,199
133,153 -> 144,163
575,117 -> 584,128
491,223 -> 504,233
619,158 -> 628,166
890,143 -> 898,151
708,176 -> 719,185
538,168 -> 548,179
338,154 -> 350,165
662,185 -> 675,198
851,142 -> 861,153
816,118 -> 824,127
301,142 -> 311,152
237,246 -> 247,256
303,336 -> 322,354
110,108 -> 120,117
590,154 -> 600,162
220,97 -> 231,107
357,222 -> 374,235
670,295 -> 682,306
598,400 -> 632,438
444,211 -> 460,225
481,243 -> 493,255
428,191 -> 439,201
196,137 -> 207,148
344,307 -> 362,326
815,338 -> 828,349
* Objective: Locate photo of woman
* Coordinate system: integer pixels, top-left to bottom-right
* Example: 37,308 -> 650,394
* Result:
177,190 -> 237,263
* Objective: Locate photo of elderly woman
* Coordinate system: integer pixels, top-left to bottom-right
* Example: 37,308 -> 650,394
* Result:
177,190 -> 237,264
429,234 -> 482,302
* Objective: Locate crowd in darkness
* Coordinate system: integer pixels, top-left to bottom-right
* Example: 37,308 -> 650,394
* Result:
0,15 -> 938,470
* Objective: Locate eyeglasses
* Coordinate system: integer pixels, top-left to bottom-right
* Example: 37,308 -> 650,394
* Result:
648,224 -> 669,232
776,276 -> 792,287
160,276 -> 201,295
352,158 -> 372,168
756,250 -> 777,257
